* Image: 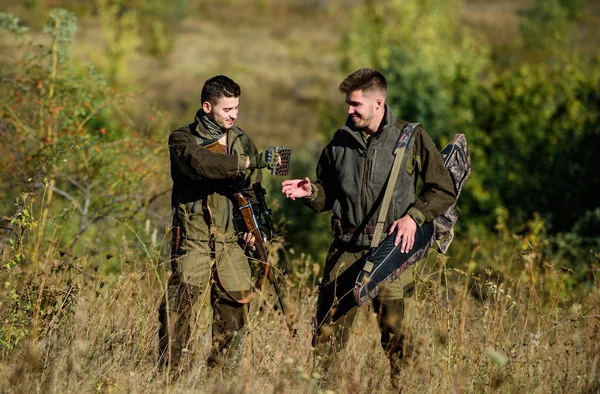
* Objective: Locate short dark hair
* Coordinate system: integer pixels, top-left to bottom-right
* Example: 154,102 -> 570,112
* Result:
201,75 -> 241,104
339,68 -> 387,96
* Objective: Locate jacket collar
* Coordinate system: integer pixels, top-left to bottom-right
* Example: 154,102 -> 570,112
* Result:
192,109 -> 243,140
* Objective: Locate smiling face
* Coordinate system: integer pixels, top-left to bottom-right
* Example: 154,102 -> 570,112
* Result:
203,95 -> 239,130
345,89 -> 385,134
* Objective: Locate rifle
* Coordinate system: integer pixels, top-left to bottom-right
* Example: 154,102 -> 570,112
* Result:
231,184 -> 287,316
251,183 -> 275,241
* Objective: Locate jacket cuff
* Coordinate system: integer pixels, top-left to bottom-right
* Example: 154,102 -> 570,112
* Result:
407,207 -> 425,227
237,154 -> 249,172
305,183 -> 319,202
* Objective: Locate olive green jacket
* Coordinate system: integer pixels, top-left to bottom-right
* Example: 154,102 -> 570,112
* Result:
168,116 -> 262,245
304,105 -> 456,246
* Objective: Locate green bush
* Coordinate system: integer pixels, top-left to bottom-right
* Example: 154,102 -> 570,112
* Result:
0,9 -> 170,348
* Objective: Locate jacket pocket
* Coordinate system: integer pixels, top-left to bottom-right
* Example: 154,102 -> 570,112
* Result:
368,149 -> 378,184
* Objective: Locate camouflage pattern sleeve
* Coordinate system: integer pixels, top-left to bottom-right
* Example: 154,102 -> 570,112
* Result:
409,127 -> 457,225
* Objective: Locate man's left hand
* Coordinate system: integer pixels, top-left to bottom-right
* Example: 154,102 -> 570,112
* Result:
388,215 -> 417,253
248,148 -> 280,170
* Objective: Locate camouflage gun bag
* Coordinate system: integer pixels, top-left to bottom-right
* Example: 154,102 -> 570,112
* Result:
354,131 -> 471,307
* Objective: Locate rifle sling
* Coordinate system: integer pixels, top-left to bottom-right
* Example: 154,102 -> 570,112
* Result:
370,123 -> 419,249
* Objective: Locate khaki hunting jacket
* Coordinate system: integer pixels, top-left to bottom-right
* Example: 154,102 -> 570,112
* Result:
304,105 -> 456,247
168,117 -> 262,246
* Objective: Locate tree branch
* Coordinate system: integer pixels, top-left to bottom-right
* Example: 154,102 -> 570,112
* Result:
34,182 -> 83,215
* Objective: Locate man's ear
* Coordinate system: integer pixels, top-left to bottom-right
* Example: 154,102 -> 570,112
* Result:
375,96 -> 384,110
202,101 -> 212,114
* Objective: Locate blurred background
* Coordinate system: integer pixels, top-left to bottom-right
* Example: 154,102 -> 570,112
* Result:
1,0 -> 599,288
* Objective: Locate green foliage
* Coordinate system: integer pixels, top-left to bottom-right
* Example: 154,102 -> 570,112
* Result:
1,10 -> 168,266
341,0 -> 463,73
136,0 -> 172,56
5,0 -> 185,86
0,8 -> 171,352
473,61 -> 600,232
96,0 -> 141,85
519,0 -> 574,55
340,0 -> 387,72
549,207 -> 600,288
43,8 -> 77,63
15,0 -> 184,57
0,12 -> 30,36
314,97 -> 347,144
0,278 -> 32,351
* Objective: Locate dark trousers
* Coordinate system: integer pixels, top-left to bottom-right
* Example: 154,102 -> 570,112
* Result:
313,240 -> 417,385
158,270 -> 248,368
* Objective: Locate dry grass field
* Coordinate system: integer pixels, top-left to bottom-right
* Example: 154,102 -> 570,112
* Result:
1,237 -> 598,393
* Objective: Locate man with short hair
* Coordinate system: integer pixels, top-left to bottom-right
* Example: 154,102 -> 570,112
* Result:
159,75 -> 278,369
282,68 -> 456,389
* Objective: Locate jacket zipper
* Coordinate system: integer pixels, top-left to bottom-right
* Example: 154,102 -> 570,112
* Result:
361,138 -> 370,221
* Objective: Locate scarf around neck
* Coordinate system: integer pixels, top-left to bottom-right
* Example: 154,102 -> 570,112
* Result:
196,110 -> 226,140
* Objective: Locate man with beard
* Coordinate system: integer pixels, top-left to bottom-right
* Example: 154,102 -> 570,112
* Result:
159,75 -> 279,369
281,68 -> 456,389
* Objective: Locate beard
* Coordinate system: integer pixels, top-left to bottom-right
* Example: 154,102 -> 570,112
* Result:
215,117 -> 234,130
351,113 -> 371,129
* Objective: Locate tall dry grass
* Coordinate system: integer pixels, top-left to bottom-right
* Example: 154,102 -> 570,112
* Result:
1,225 -> 598,393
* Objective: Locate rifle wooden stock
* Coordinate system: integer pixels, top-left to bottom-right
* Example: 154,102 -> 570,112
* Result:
201,138 -> 227,154
230,192 -> 275,284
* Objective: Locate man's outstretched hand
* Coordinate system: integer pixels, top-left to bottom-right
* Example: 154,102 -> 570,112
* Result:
281,177 -> 312,200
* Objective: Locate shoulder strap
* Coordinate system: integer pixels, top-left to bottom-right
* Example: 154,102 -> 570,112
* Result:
370,122 -> 420,248
237,131 -> 252,155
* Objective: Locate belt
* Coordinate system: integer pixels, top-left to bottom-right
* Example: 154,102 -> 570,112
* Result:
331,218 -> 389,236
